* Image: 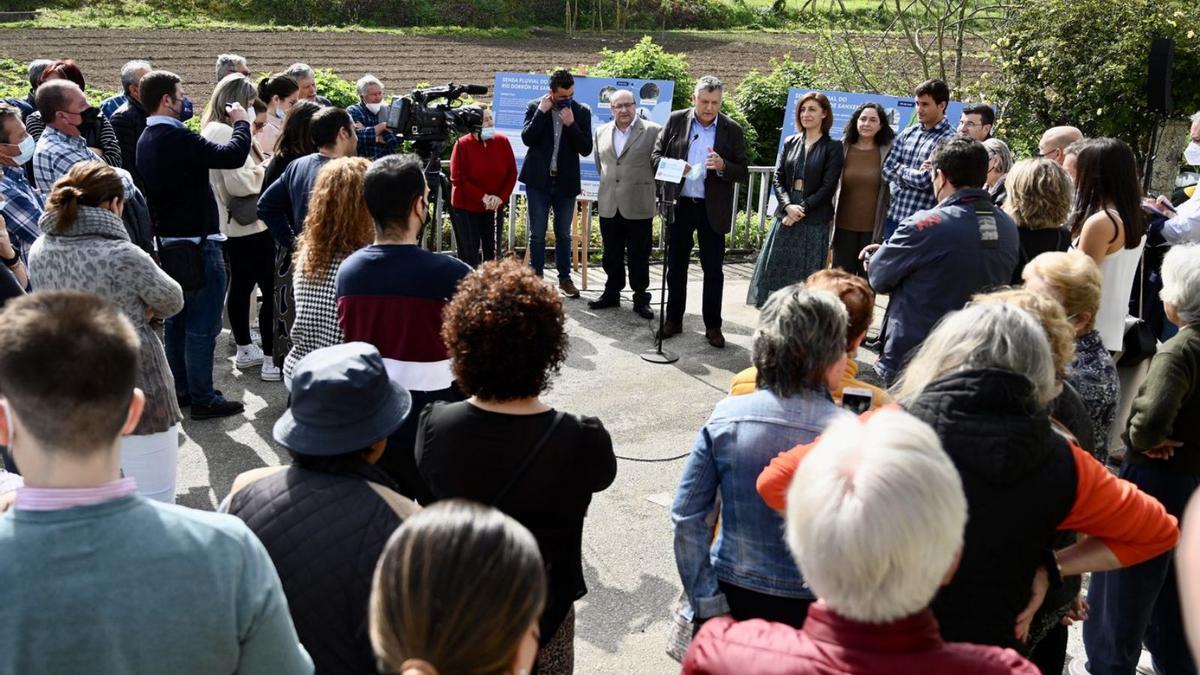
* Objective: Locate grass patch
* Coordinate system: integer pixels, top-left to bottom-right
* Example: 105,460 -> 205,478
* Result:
0,7 -> 530,38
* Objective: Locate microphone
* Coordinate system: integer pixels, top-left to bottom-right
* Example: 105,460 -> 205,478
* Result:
464,84 -> 489,95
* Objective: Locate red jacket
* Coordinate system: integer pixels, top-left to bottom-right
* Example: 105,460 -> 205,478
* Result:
681,604 -> 1039,675
449,132 -> 517,213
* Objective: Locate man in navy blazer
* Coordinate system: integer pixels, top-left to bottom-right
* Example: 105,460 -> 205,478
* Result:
519,69 -> 592,298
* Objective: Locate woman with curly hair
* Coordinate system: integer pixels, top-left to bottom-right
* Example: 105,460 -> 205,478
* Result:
1003,158 -> 1073,284
282,156 -> 374,389
415,258 -> 616,675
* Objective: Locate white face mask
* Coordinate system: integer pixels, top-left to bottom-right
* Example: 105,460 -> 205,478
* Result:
13,135 -> 35,166
479,127 -> 495,141
274,106 -> 286,121
1185,141 -> 1200,167
366,101 -> 384,115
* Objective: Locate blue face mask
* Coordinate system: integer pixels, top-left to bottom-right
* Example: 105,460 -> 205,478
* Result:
479,127 -> 495,141
178,96 -> 194,122
12,135 -> 35,166
557,97 -> 573,109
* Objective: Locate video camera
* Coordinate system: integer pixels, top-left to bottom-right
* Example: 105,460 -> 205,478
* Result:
385,83 -> 488,144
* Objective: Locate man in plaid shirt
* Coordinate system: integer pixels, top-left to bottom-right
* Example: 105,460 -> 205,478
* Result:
31,81 -> 136,200
880,79 -> 957,241
347,75 -> 399,160
0,103 -> 43,263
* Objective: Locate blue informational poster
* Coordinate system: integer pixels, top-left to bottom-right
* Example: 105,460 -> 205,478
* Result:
493,72 -> 675,200
774,88 -> 969,163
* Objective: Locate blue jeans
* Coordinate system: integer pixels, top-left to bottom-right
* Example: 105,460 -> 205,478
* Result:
1083,461 -> 1200,675
525,182 -> 575,282
165,240 -> 227,407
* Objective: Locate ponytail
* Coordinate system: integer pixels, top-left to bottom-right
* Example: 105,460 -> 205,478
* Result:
45,161 -> 124,233
258,74 -> 299,105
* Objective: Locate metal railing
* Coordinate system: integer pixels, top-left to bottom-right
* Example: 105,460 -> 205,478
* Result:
423,165 -> 778,254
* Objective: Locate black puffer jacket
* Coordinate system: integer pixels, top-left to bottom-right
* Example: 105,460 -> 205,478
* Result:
227,462 -> 411,675
904,368 -> 1077,651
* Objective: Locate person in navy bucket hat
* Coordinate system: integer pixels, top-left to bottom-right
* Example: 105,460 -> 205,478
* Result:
223,341 -> 421,675
273,341 -> 412,454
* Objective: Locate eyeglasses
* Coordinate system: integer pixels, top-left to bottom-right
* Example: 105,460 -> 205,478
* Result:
611,103 -> 635,110
958,121 -> 980,129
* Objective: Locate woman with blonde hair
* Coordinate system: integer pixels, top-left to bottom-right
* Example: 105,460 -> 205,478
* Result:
28,161 -> 184,502
1004,158 -> 1073,284
201,73 -> 279,380
1023,251 -> 1119,460
371,500 -> 546,675
283,156 -> 374,389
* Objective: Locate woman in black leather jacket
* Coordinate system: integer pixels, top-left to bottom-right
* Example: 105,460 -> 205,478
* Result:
748,91 -> 843,307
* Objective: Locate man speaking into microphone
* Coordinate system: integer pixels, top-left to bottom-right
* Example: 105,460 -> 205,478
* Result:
652,75 -> 748,348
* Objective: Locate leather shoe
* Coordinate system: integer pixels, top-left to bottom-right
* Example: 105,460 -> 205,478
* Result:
588,295 -> 620,310
559,279 -> 581,298
705,328 -> 726,348
633,303 -> 654,320
656,320 -> 682,340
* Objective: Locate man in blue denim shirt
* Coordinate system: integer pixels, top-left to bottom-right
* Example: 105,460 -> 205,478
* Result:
672,286 -> 849,628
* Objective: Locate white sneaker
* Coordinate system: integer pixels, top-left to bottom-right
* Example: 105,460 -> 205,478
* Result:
235,343 -> 266,368
260,361 -> 282,382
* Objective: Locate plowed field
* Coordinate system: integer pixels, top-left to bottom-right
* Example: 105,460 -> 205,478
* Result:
0,27 -> 992,103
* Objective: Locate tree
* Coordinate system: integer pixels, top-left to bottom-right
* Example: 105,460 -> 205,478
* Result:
592,36 -> 695,110
987,0 -> 1199,189
733,57 -> 820,163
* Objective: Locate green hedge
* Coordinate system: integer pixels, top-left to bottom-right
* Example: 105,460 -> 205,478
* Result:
733,57 -> 819,164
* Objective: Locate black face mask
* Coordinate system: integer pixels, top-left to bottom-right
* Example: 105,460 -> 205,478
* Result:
78,106 -> 101,132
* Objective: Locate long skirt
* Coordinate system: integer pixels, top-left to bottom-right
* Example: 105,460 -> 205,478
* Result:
747,218 -> 830,307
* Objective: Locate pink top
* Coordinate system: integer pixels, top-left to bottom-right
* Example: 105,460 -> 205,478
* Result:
14,477 -> 138,511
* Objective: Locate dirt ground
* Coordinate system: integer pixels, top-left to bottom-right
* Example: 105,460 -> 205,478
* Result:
0,27 -> 990,103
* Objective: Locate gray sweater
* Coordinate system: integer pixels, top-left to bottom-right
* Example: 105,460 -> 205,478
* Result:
29,205 -> 184,434
0,496 -> 313,674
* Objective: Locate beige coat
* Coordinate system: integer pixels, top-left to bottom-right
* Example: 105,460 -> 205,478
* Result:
594,117 -> 661,220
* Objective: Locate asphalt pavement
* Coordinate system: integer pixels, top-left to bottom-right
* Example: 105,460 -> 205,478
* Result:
175,259 -> 1089,674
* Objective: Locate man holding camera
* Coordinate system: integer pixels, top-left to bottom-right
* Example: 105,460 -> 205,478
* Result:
590,89 -> 659,319
520,69 -> 592,298
137,70 -> 252,420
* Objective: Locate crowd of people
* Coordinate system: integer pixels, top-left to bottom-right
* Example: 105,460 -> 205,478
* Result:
0,49 -> 1199,675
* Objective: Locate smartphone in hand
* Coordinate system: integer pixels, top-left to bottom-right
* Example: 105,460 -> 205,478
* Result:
841,387 -> 873,415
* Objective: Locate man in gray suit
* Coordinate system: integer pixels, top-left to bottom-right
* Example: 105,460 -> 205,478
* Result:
590,89 -> 660,319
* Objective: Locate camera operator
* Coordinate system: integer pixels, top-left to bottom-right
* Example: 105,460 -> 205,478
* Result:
520,69 -> 592,298
449,106 -> 515,266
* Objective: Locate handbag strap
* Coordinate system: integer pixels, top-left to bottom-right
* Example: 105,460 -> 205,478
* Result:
1135,248 -> 1146,320
491,411 -> 566,507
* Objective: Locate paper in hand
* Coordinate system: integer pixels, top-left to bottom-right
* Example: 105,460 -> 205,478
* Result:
655,158 -> 687,183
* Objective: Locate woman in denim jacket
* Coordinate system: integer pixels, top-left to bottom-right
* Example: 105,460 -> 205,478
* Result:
672,284 -> 848,630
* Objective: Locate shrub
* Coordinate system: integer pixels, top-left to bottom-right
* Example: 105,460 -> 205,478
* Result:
592,36 -> 695,111
313,69 -> 360,109
720,99 -> 760,165
987,0 -> 1200,156
733,56 -> 819,165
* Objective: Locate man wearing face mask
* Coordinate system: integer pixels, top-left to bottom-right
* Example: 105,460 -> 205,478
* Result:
0,104 -> 43,270
31,80 -> 124,194
520,68 -> 593,298
108,60 -> 153,191
137,70 -> 253,421
1147,111 -> 1200,245
348,74 -> 400,160
335,155 -> 472,498
859,137 -> 1018,385
449,106 -> 517,266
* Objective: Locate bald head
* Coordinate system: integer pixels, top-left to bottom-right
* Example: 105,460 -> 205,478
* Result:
1038,126 -> 1083,166
35,80 -> 87,137
610,89 -> 637,130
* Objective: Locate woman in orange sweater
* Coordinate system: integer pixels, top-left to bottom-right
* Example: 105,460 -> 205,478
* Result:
756,302 -> 1178,654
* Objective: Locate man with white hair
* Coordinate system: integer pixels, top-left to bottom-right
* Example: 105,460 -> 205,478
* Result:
682,409 -> 1039,674
108,60 -> 153,189
215,54 -> 250,83
284,63 -> 332,106
347,74 -> 398,160
589,89 -> 659,319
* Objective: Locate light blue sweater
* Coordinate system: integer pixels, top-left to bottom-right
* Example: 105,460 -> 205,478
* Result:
0,496 -> 313,675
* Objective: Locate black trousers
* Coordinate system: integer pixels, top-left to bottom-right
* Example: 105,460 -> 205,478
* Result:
453,208 -> 500,268
830,228 -> 873,278
718,580 -> 812,629
225,230 -> 275,353
599,210 -> 652,305
667,199 -> 725,330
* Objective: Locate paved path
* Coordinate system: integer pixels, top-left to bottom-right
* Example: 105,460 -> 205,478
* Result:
177,259 -> 1088,673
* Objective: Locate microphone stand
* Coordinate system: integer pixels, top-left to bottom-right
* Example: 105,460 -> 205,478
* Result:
642,189 -> 679,365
